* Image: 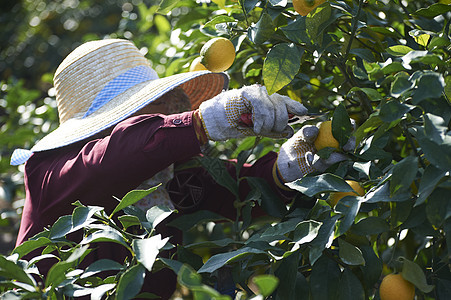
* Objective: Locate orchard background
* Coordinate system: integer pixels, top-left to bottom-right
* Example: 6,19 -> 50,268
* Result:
1,0 -> 450,299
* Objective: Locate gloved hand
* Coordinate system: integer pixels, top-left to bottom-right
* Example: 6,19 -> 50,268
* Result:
198,84 -> 308,141
275,124 -> 356,184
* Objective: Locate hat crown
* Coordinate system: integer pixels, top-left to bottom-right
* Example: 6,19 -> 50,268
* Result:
54,39 -> 152,123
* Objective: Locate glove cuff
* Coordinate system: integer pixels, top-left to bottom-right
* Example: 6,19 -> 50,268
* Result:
272,163 -> 293,191
198,89 -> 242,141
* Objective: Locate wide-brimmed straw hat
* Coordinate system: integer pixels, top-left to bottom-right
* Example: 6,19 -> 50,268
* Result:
11,39 -> 229,165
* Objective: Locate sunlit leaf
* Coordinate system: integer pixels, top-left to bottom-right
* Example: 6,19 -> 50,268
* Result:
252,275 -> 279,297
263,43 -> 303,94
110,186 -> 160,218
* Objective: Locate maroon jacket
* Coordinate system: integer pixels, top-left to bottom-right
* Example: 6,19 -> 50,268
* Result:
16,111 -> 288,298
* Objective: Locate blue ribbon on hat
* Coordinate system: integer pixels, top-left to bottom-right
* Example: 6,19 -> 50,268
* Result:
10,65 -> 159,166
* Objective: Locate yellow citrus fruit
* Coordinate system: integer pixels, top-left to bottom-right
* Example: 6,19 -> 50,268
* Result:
329,180 -> 364,207
200,37 -> 235,72
189,56 -> 207,72
292,0 -> 326,16
379,273 -> 415,300
314,120 -> 339,150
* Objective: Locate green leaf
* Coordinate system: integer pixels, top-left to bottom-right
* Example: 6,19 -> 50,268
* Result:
202,15 -> 236,34
281,17 -> 311,44
157,0 -> 180,14
133,235 -> 169,271
350,216 -> 390,236
338,239 -> 365,266
310,215 -> 340,264
197,156 -> 239,197
353,114 -> 383,145
198,247 -> 266,273
178,265 -> 230,298
415,164 -> 447,206
248,12 -> 275,45
253,274 -> 279,297
263,43 -> 303,94
413,3 -> 451,18
306,3 -> 336,40
350,87 -> 382,101
424,113 -> 448,144
310,255 -> 341,300
110,186 -> 159,218
287,173 -> 356,197
177,264 -> 202,287
379,101 -> 413,122
186,238 -> 239,250
46,245 -> 89,288
116,263 -> 146,300
247,177 -> 288,218
12,237 -> 52,258
416,134 -> 451,171
359,246 -> 383,288
401,258 -> 434,293
332,103 -> 352,147
390,156 -> 418,196
349,48 -> 376,62
335,196 -> 362,236
118,215 -> 141,229
444,75 -> 451,100
159,258 -> 184,274
338,269 -> 365,300
274,251 -> 299,299
0,255 -> 35,286
72,206 -> 103,232
260,218 -> 300,242
390,73 -> 415,98
168,210 -> 230,231
177,245 -> 204,271
146,205 -> 174,229
425,188 -> 450,227
48,215 -> 73,239
386,45 -> 413,56
292,220 -> 322,245
412,72 -> 445,104
80,228 -> 129,250
81,259 -> 124,279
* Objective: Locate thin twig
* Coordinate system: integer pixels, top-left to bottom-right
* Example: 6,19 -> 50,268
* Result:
344,0 -> 364,62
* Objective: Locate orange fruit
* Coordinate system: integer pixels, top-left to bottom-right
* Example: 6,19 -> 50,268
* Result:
379,273 -> 415,300
292,0 -> 326,16
200,37 -> 235,72
329,180 -> 364,207
314,120 -> 339,150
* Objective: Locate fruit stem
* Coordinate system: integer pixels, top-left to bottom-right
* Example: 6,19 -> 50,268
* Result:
343,0 -> 364,62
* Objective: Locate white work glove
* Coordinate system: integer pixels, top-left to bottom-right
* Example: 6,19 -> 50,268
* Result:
276,124 -> 356,183
198,84 -> 308,141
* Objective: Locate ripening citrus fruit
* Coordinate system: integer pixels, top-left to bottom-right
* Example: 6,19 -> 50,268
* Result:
314,120 -> 339,150
292,0 -> 326,16
189,56 -> 207,72
379,273 -> 415,300
200,37 -> 235,72
329,180 -> 364,207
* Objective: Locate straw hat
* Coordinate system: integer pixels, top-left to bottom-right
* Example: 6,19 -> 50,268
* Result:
11,39 -> 228,165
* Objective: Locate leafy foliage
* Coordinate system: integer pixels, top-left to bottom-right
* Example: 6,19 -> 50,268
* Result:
1,0 -> 451,299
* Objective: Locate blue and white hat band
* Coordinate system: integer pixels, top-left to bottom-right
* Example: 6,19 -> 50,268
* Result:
84,65 -> 158,118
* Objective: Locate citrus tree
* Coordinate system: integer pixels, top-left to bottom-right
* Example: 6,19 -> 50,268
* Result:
1,0 -> 451,299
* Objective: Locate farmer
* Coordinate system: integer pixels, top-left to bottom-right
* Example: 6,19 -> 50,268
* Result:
11,39 -> 340,298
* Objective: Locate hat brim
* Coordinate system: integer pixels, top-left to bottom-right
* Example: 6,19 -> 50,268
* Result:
31,71 -> 228,152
